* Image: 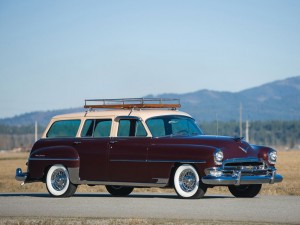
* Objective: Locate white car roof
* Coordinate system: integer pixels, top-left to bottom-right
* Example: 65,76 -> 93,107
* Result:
51,109 -> 192,121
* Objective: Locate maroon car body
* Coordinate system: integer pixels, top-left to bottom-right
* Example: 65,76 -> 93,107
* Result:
16,98 -> 283,198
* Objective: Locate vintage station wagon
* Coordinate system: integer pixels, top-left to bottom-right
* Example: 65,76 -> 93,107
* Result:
16,98 -> 283,198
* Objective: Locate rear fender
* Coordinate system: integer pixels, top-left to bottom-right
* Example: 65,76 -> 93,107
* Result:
28,146 -> 79,180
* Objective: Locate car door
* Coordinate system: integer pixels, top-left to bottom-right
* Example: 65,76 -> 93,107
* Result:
108,117 -> 151,183
74,119 -> 112,181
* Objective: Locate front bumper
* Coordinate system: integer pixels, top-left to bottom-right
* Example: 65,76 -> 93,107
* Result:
15,168 -> 28,182
202,168 -> 283,186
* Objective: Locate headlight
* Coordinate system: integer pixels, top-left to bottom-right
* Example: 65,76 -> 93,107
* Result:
214,149 -> 224,165
268,150 -> 277,164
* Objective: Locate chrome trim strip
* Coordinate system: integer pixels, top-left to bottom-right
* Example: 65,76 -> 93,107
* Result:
110,159 -> 146,163
238,146 -> 248,153
148,159 -> 206,164
110,159 -> 206,164
29,157 -> 79,161
77,181 -> 167,187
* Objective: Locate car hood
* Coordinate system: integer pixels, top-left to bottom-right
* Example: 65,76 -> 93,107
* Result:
180,135 -> 258,159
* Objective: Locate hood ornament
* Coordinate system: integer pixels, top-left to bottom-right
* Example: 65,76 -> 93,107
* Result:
239,146 -> 248,153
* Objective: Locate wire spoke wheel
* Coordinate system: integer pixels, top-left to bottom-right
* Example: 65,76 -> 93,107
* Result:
179,169 -> 197,192
51,169 -> 68,191
174,164 -> 207,199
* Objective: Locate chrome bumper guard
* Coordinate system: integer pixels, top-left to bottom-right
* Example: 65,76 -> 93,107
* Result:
15,168 -> 28,182
202,167 -> 283,186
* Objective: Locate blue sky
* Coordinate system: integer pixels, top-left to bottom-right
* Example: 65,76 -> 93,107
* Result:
0,0 -> 299,118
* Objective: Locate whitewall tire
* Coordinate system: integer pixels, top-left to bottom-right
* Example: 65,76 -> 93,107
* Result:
46,164 -> 77,197
174,164 -> 207,199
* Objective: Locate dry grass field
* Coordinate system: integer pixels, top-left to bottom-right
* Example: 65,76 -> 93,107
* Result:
1,150 -> 299,196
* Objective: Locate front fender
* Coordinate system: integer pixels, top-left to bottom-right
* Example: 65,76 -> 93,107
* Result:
149,143 -> 217,178
252,144 -> 275,166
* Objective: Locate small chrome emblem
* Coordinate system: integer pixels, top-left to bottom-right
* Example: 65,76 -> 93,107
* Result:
239,146 -> 248,153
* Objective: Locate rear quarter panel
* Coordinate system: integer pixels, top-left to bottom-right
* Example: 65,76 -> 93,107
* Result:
28,139 -> 79,180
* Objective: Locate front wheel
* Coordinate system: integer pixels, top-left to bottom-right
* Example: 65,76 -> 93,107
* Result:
173,164 -> 207,199
106,185 -> 134,196
46,164 -> 77,197
228,184 -> 262,198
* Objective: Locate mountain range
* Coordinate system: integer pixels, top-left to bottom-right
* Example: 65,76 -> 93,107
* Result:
1,76 -> 299,126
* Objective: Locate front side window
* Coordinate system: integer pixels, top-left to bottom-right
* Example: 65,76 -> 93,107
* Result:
117,119 -> 147,137
81,119 -> 112,137
146,116 -> 203,137
46,120 -> 81,138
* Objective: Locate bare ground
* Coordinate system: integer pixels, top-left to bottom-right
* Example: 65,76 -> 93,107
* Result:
0,217 -> 292,225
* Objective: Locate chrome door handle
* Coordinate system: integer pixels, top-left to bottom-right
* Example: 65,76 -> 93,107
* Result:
73,141 -> 81,145
109,140 -> 118,144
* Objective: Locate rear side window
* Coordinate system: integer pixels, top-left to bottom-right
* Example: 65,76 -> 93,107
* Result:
46,120 -> 80,138
117,119 -> 147,137
81,119 -> 112,137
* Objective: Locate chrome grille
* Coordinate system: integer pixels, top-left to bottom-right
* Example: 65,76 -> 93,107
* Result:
222,158 -> 269,176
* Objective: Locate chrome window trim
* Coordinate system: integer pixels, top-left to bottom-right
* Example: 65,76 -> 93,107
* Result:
115,116 -> 142,121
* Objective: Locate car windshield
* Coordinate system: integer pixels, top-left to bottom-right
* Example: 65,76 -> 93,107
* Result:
146,115 -> 203,137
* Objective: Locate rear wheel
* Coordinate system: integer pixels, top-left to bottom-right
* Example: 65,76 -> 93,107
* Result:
46,164 -> 77,197
106,185 -> 134,196
173,164 -> 207,199
228,184 -> 262,198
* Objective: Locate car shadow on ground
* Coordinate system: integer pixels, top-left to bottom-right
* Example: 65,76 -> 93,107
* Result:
0,192 -> 233,199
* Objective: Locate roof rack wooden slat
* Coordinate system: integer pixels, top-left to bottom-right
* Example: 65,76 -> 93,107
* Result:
84,98 -> 181,109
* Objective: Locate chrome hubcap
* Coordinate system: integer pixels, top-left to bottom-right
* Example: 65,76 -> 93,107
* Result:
51,169 -> 67,191
179,169 -> 196,192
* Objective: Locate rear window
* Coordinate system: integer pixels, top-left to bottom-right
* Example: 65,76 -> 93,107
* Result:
46,120 -> 81,138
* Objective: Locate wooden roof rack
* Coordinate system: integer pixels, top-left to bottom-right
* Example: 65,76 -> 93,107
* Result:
84,98 -> 181,109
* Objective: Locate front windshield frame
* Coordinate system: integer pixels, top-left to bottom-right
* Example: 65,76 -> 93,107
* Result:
146,115 -> 203,137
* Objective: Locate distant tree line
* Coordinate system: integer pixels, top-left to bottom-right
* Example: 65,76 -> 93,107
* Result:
0,121 -> 299,150
0,124 -> 45,135
0,124 -> 44,150
200,120 -> 300,148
